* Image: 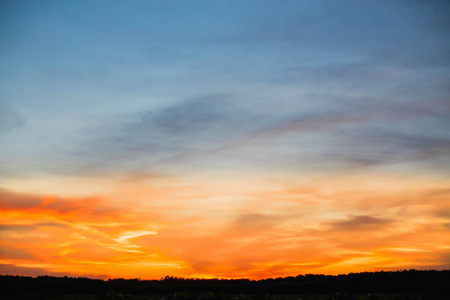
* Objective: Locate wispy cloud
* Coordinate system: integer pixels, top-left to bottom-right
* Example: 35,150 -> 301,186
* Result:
114,231 -> 157,243
329,215 -> 392,231
0,106 -> 25,135
0,263 -> 107,279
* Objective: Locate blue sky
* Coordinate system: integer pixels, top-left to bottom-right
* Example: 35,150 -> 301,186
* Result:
2,0 -> 449,180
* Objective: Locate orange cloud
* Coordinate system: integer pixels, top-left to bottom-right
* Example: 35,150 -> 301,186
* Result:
1,173 -> 449,279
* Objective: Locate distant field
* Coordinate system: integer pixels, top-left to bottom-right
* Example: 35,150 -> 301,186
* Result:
3,292 -> 450,300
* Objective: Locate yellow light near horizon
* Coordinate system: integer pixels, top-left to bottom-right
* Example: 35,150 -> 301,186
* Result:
1,172 -> 449,279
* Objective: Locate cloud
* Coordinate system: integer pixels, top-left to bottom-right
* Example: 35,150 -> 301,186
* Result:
0,186 -> 170,278
126,93 -> 242,134
0,245 -> 35,260
1,179 -> 448,279
435,207 -> 450,220
189,260 -> 214,272
0,263 -> 107,279
144,94 -> 238,132
204,96 -> 450,171
329,215 -> 392,231
0,222 -> 67,233
0,187 -> 122,222
256,112 -> 369,136
0,188 -> 41,210
0,224 -> 36,232
327,128 -> 450,170
22,81 -> 445,180
114,231 -> 157,243
232,213 -> 285,232
72,93 -> 258,172
0,106 -> 25,135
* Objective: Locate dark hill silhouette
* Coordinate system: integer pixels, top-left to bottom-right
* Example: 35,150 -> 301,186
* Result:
1,270 -> 449,299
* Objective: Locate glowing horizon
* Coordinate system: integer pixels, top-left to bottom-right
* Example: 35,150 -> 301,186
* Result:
1,171 -> 449,279
1,1 -> 449,280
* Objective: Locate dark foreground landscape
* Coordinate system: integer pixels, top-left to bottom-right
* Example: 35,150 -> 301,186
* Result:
1,270 -> 449,300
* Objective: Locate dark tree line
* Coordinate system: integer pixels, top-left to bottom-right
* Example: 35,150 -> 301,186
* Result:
1,270 -> 449,296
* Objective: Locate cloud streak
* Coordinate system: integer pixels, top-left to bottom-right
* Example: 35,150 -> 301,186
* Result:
329,215 -> 392,231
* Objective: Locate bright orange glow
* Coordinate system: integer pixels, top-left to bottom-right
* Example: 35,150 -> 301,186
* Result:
1,173 -> 449,279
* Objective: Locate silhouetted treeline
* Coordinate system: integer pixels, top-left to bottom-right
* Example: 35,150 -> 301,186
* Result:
1,270 -> 449,296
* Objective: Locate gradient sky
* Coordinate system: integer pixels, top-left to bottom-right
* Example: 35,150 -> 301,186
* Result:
1,0 -> 450,279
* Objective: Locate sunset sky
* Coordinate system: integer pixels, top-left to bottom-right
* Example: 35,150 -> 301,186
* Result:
1,0 -> 450,280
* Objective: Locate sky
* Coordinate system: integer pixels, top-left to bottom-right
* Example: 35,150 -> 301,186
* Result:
1,0 -> 450,280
